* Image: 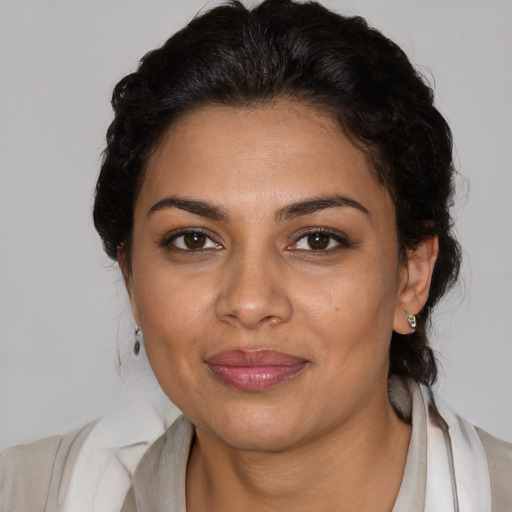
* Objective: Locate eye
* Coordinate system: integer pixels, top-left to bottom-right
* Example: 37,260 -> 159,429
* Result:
290,229 -> 350,252
164,229 -> 222,251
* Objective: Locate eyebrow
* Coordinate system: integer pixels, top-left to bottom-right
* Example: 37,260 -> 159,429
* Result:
147,193 -> 369,222
275,194 -> 369,221
148,197 -> 229,221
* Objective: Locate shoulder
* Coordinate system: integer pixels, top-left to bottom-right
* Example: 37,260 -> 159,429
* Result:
0,435 -> 64,511
0,394 -> 177,512
0,423 -> 95,512
121,415 -> 194,511
475,427 -> 512,510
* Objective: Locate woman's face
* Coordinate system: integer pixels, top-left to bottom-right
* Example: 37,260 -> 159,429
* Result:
126,101 -> 416,451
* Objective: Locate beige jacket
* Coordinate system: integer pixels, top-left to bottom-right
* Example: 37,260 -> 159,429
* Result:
1,383 -> 511,511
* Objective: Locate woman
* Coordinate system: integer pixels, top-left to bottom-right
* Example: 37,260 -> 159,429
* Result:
1,1 -> 510,510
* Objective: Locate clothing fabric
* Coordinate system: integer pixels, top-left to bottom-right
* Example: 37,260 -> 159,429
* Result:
1,379 -> 511,511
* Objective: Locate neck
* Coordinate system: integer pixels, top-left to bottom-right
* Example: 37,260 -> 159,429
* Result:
186,387 -> 411,512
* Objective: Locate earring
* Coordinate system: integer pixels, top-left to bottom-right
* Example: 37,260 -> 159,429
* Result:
134,326 -> 143,356
407,314 -> 417,332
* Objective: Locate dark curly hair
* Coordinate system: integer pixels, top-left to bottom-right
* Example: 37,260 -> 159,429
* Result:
93,0 -> 461,385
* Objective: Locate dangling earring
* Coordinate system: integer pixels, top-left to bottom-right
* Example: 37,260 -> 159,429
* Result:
407,314 -> 417,333
134,326 -> 143,356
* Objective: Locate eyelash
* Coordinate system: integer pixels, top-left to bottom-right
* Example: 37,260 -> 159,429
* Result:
158,227 -> 351,254
288,227 -> 352,253
159,228 -> 223,252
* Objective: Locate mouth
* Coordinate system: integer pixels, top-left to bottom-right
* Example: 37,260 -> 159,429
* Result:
205,349 -> 309,391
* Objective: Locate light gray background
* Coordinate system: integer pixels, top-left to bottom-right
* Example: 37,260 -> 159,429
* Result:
1,0 -> 511,451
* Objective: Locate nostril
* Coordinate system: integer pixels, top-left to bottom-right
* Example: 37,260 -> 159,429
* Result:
214,292 -> 293,329
261,315 -> 281,327
213,262 -> 293,329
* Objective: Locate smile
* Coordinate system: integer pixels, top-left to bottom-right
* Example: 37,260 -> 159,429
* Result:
205,349 -> 309,391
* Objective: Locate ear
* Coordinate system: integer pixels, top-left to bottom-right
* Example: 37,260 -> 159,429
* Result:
393,237 -> 439,334
117,245 -> 141,326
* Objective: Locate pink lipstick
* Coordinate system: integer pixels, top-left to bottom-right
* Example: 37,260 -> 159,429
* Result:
205,349 -> 308,391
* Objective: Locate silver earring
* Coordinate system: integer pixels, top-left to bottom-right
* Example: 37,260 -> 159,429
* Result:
134,326 -> 143,356
407,314 -> 417,332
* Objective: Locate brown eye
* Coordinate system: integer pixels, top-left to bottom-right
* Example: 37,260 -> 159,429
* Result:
167,230 -> 222,251
183,232 -> 207,249
290,229 -> 350,253
307,233 -> 330,250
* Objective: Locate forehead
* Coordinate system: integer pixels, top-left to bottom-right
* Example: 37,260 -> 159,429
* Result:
138,101 -> 392,219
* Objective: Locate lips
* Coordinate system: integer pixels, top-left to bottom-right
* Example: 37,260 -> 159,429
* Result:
205,349 -> 308,391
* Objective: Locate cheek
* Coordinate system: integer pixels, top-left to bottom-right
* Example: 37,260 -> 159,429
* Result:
133,255 -> 210,321
293,255 -> 400,371
133,272 -> 214,410
131,265 -> 215,365
297,260 -> 399,330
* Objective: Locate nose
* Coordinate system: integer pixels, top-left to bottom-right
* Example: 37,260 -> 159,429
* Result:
215,251 -> 293,329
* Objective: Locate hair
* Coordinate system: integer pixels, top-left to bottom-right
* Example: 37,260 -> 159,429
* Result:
93,0 -> 461,385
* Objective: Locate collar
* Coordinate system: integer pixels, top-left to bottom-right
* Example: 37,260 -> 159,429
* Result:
120,377 -> 491,511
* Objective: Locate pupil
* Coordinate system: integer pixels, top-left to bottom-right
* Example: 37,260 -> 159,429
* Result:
308,233 -> 329,250
184,233 -> 206,249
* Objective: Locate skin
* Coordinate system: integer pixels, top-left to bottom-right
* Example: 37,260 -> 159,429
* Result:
122,101 -> 438,511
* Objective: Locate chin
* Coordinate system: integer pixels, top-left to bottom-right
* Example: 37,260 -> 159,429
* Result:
194,401 -> 311,453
